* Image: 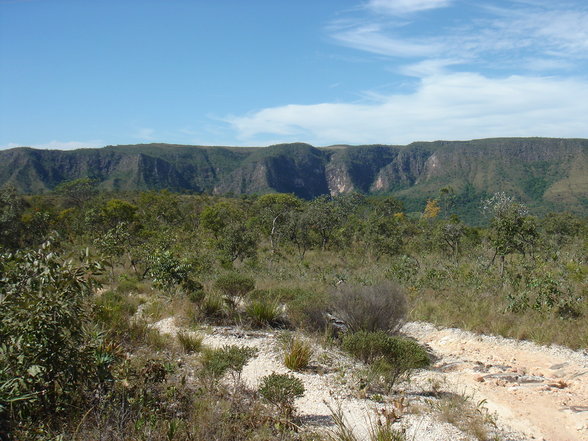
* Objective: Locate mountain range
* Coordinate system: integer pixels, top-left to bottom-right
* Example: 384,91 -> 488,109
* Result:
1,138 -> 587,221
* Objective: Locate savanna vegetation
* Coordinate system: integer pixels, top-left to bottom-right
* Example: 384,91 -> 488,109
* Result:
0,180 -> 586,440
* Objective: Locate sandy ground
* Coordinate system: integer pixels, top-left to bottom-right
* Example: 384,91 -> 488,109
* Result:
402,322 -> 588,441
152,317 -> 588,441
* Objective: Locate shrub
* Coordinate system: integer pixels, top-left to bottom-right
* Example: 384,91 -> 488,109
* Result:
147,249 -> 192,292
200,293 -> 225,320
332,282 -> 407,333
214,273 -> 255,307
201,345 -> 257,382
283,335 -> 313,371
285,290 -> 330,332
94,290 -> 139,329
0,241 -> 107,434
246,299 -> 281,328
258,373 -> 304,417
432,393 -> 497,441
183,279 -> 205,303
342,331 -> 429,391
176,331 -> 203,354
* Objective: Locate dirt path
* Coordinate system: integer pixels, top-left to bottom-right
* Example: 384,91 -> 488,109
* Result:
403,322 -> 588,441
152,317 -> 588,440
153,318 -> 474,440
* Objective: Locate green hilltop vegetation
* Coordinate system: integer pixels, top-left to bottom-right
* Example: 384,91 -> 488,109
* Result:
1,137 -> 587,223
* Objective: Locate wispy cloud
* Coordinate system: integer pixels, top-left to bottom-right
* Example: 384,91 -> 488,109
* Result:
133,128 -> 156,141
366,0 -> 452,15
0,140 -> 103,150
329,1 -> 588,71
227,73 -> 588,145
329,22 -> 441,57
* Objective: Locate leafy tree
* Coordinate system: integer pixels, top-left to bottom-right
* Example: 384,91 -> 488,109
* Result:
137,190 -> 184,228
0,185 -> 25,249
101,198 -> 138,228
483,192 -> 538,269
54,178 -> 98,207
305,193 -> 363,251
21,209 -> 54,247
363,214 -> 404,258
199,201 -> 242,239
438,186 -> 456,218
200,200 -> 258,262
218,221 -> 258,263
282,208 -> 314,259
94,222 -> 134,279
369,195 -> 404,217
254,193 -> 302,252
147,249 -> 192,292
434,216 -> 465,257
541,211 -> 584,247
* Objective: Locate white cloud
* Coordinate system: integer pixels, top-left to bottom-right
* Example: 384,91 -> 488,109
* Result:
0,140 -> 103,150
367,0 -> 452,15
227,73 -> 588,145
330,23 -> 441,57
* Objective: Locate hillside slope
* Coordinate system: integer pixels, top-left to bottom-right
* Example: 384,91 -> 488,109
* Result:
1,138 -> 586,220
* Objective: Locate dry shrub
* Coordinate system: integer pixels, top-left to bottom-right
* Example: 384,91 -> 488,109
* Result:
283,335 -> 313,371
332,281 -> 407,333
176,331 -> 203,354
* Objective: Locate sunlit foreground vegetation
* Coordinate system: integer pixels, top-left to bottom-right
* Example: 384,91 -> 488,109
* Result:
0,180 -> 586,440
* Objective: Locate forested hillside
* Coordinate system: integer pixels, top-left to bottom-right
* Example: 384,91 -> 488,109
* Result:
1,137 -> 587,223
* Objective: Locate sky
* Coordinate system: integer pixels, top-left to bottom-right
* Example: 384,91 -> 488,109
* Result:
1,0 -> 588,149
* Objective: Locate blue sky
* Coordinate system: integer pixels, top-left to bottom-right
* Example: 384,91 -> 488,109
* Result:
1,0 -> 588,149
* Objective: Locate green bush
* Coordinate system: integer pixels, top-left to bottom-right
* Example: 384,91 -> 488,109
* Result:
0,241 -> 108,434
342,331 -> 430,391
214,273 -> 255,307
147,249 -> 192,292
258,373 -> 304,417
201,345 -> 257,382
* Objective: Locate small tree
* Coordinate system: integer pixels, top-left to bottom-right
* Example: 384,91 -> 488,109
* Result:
363,214 -> 404,259
423,199 -> 441,219
434,216 -> 465,257
254,193 -> 302,253
483,193 -> 538,271
147,249 -> 192,293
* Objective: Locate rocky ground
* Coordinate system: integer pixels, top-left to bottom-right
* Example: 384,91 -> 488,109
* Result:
152,317 -> 588,441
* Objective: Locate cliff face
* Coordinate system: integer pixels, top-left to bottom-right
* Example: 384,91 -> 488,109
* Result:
1,138 -> 587,219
